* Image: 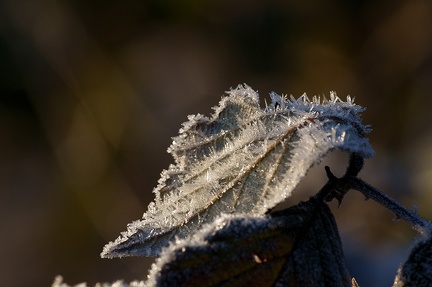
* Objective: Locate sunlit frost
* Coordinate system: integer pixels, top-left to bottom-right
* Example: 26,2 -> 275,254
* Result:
101,84 -> 374,258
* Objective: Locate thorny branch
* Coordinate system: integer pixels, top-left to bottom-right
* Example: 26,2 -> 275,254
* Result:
316,153 -> 432,236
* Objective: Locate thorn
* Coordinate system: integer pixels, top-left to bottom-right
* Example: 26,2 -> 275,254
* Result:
335,196 -> 343,207
325,166 -> 337,180
393,214 -> 402,221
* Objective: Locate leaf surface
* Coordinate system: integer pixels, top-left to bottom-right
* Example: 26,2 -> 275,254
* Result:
101,84 -> 373,258
146,198 -> 352,287
393,237 -> 432,287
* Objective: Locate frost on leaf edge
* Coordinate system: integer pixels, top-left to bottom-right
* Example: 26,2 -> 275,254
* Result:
101,84 -> 374,259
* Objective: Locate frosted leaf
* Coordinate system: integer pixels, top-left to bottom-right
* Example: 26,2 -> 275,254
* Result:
101,84 -> 373,258
51,276 -> 146,287
393,237 -> 432,287
146,197 -> 352,287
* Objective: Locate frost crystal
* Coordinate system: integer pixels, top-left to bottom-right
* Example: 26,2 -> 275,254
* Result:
101,84 -> 373,258
51,276 -> 146,287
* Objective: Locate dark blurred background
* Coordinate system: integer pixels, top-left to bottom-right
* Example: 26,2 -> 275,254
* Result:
1,0 -> 432,286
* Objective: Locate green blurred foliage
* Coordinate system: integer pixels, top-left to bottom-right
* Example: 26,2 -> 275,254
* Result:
0,0 -> 432,286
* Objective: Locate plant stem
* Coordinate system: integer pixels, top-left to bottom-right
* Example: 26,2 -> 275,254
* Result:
322,165 -> 432,236
350,177 -> 432,235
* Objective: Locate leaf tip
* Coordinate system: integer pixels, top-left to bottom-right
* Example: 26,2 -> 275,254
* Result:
101,223 -> 161,258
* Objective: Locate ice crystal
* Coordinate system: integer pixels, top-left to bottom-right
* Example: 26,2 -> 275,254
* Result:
101,84 -> 373,258
51,276 -> 146,287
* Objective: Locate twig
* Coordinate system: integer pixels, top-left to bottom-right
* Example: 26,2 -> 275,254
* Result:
349,177 -> 432,235
321,164 -> 432,236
